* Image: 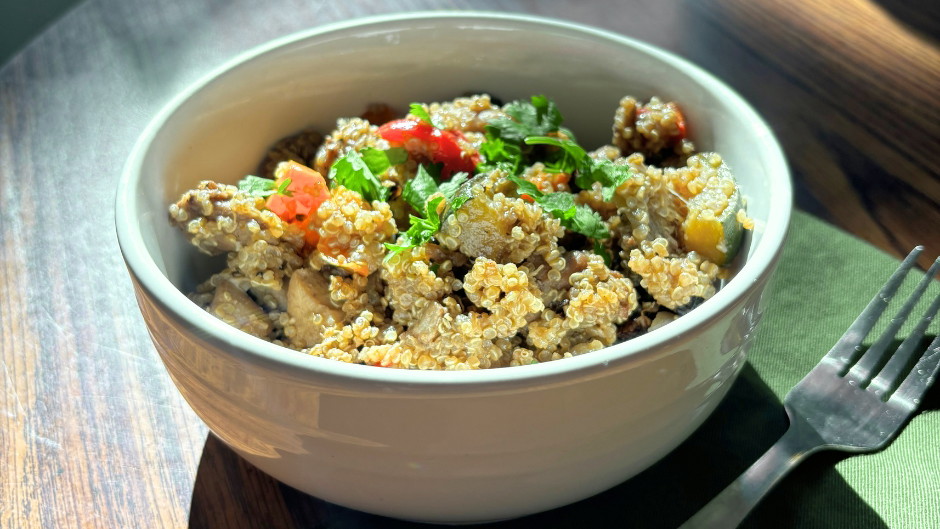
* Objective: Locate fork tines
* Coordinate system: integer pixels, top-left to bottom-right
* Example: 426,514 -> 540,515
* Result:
823,246 -> 940,402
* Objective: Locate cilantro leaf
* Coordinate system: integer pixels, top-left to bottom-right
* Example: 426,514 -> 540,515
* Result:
276,177 -> 293,196
384,196 -> 446,258
486,95 -> 565,144
537,192 -> 578,220
402,165 -> 470,213
506,175 -> 542,198
524,135 -> 588,175
386,147 -> 408,165
524,136 -> 587,163
507,175 -> 610,240
409,103 -> 433,126
402,164 -> 440,211
328,150 -> 390,202
438,172 -> 469,203
577,160 -> 634,200
593,240 -> 613,267
478,136 -> 522,173
360,147 -> 407,176
237,175 -> 277,197
569,206 -> 610,239
385,169 -> 472,258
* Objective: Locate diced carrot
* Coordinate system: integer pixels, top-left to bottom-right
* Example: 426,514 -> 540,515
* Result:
265,161 -> 330,248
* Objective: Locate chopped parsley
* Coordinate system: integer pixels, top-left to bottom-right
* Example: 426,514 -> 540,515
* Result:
237,175 -> 293,198
385,196 -> 446,258
485,95 -> 567,144
360,147 -> 407,175
237,175 -> 278,197
408,103 -> 433,126
593,240 -> 613,267
507,176 -> 609,240
524,136 -> 634,200
328,148 -> 406,202
479,97 -> 633,202
386,165 -> 470,258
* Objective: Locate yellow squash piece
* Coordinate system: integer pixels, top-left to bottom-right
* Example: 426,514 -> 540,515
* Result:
679,163 -> 746,266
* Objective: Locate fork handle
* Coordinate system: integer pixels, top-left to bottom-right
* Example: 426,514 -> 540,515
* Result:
679,425 -> 823,528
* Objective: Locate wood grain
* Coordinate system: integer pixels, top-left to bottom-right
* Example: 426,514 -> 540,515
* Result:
684,0 -> 940,268
0,0 -> 937,528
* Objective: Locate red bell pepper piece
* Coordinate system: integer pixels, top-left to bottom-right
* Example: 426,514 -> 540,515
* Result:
377,119 -> 478,177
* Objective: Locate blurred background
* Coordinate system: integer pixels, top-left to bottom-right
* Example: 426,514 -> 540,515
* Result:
1,0 -> 83,65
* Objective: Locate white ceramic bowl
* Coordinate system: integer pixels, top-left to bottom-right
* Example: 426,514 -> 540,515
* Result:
115,12 -> 791,523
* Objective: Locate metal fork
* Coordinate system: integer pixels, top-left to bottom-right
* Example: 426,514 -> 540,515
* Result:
680,246 -> 940,529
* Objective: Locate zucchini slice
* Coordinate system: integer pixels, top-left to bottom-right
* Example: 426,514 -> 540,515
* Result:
679,160 -> 746,265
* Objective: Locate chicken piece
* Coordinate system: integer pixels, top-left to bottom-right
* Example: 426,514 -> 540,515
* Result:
405,302 -> 446,343
286,268 -> 345,348
437,173 -> 561,264
168,180 -> 304,256
207,280 -> 273,339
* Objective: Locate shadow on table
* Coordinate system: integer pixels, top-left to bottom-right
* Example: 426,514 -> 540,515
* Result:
187,363 -> 899,529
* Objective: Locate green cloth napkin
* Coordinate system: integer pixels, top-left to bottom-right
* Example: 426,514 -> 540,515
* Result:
305,210 -> 939,529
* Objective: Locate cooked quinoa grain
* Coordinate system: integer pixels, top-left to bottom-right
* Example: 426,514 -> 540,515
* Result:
170,93 -> 752,369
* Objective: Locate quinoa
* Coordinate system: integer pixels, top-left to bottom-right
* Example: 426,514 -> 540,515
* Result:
169,93 -> 751,369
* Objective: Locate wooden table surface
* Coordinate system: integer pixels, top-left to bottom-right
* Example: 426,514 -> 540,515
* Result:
1,0 -> 938,527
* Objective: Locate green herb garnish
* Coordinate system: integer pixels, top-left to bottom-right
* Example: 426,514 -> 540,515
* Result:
276,177 -> 293,196
328,150 -> 391,202
237,175 -> 278,197
486,95 -> 566,143
385,196 -> 447,258
523,135 -> 586,173
593,240 -> 613,267
478,95 -> 573,174
403,164 -> 470,211
386,167 -> 471,258
524,136 -> 633,200
409,103 -> 433,126
507,175 -> 609,240
402,164 -> 441,211
478,137 -> 523,174
438,173 -> 469,209
360,147 -> 407,176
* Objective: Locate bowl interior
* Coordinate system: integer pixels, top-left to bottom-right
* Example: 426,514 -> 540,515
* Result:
124,13 -> 790,367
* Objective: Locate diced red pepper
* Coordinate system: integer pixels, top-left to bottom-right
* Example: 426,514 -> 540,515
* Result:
265,161 -> 330,247
637,104 -> 688,141
377,119 -> 478,178
668,103 -> 688,139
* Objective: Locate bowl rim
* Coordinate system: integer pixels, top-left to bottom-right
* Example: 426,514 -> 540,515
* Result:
115,10 -> 792,392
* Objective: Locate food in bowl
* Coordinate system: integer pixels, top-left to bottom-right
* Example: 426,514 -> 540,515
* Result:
118,12 -> 791,523
168,93 -> 752,370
